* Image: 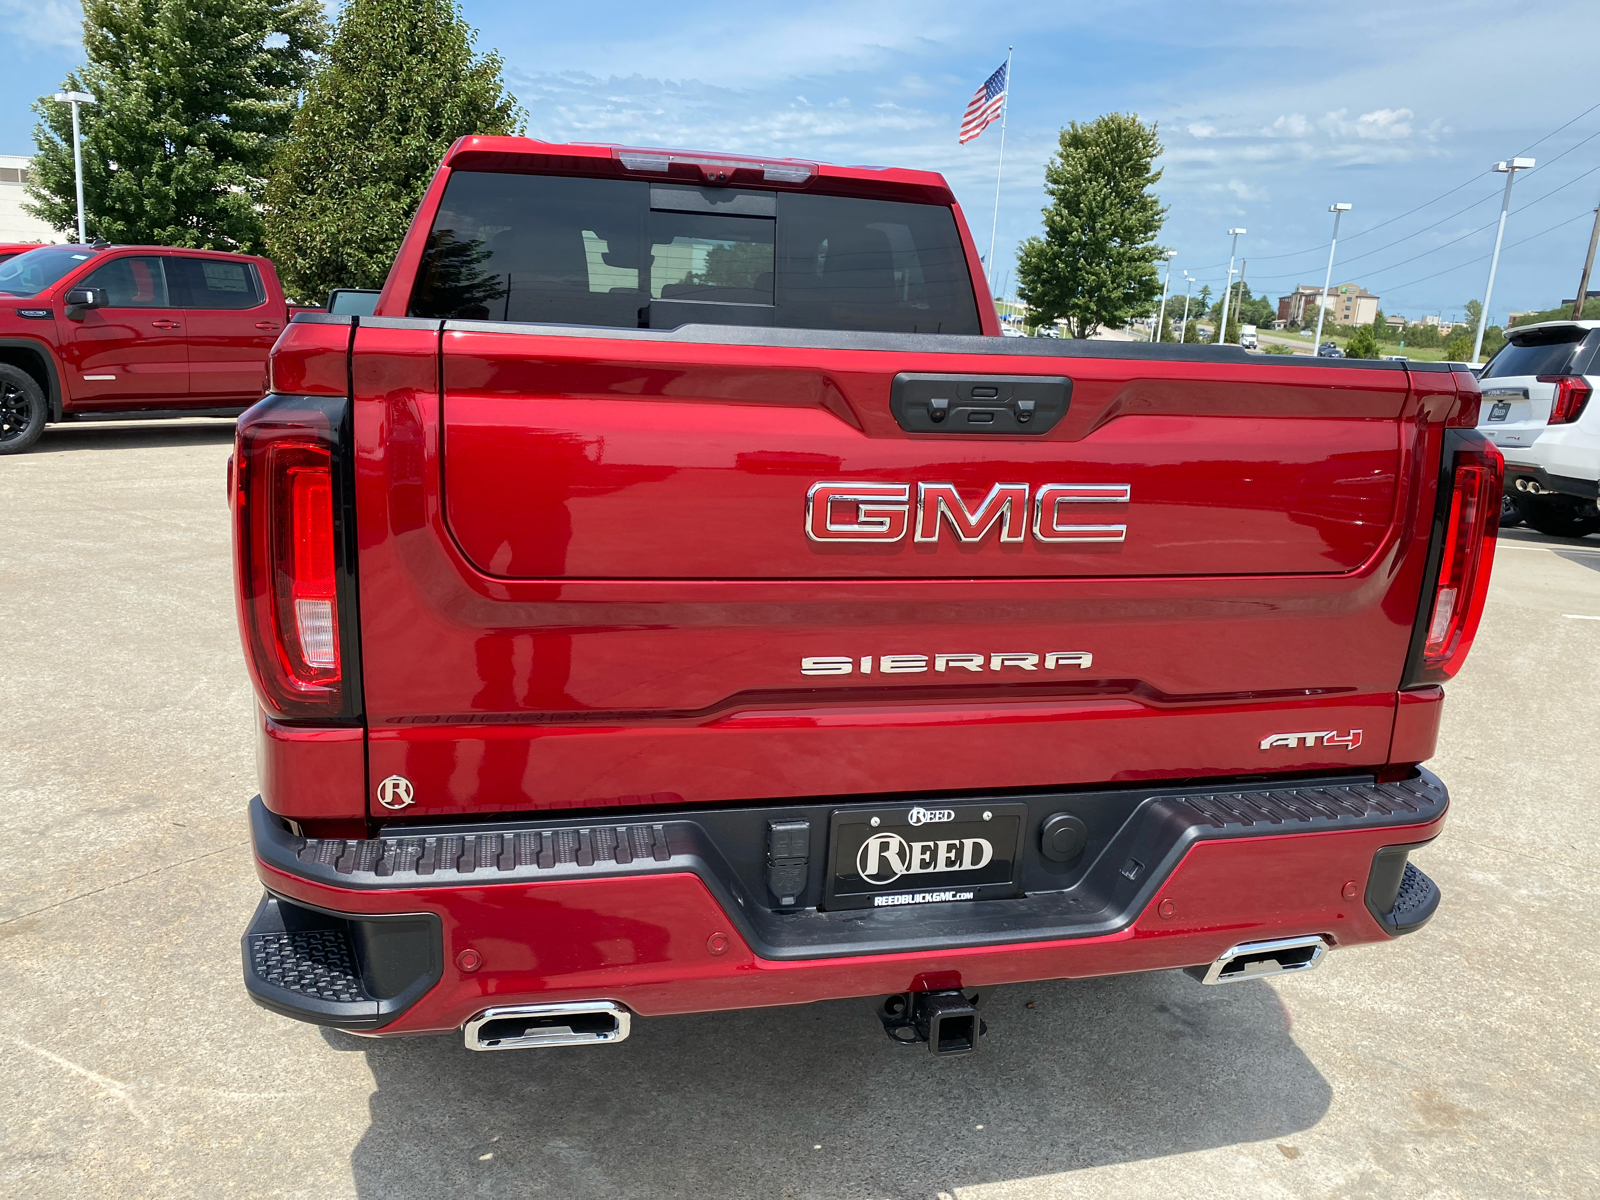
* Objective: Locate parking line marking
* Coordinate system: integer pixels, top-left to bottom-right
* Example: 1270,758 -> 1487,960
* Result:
1563,614 -> 1600,620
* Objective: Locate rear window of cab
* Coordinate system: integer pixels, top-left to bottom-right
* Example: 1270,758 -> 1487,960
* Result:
407,170 -> 981,335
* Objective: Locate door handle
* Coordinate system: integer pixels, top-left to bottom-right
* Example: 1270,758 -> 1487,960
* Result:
255,322 -> 280,331
151,319 -> 181,329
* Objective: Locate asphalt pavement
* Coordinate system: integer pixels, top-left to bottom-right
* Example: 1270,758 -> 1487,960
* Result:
1,418 -> 1597,1198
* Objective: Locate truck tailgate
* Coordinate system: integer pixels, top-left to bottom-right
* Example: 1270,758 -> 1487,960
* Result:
354,323 -> 1448,818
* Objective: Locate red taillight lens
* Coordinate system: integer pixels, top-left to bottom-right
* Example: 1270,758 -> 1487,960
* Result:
1538,374 -> 1592,424
1414,445 -> 1503,683
234,397 -> 354,720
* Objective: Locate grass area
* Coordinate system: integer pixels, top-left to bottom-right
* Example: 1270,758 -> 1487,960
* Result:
1256,328 -> 1461,361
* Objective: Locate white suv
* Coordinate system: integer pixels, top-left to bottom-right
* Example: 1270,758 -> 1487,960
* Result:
1477,319 -> 1600,538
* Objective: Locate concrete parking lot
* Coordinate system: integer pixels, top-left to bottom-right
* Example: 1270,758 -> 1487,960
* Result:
2,418 -> 1597,1199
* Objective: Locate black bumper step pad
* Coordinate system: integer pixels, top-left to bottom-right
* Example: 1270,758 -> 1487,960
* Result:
250,769 -> 1448,961
247,929 -> 369,1004
241,894 -> 442,1030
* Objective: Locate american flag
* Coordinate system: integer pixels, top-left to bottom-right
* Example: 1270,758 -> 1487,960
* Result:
959,61 -> 1008,144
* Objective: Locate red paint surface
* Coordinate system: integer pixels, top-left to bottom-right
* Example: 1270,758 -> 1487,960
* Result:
257,815 -> 1442,1032
257,714 -> 365,821
1389,686 -> 1444,765
0,246 -> 288,412
350,318 -> 1449,818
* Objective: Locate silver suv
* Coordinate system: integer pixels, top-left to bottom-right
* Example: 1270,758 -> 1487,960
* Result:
1478,320 -> 1600,538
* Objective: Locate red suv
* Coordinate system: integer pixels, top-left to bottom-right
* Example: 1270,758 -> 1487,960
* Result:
0,243 -> 289,452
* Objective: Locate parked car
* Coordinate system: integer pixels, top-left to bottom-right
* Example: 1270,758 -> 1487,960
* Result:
1318,341 -> 1344,358
1477,319 -> 1600,537
0,243 -> 289,453
233,135 -> 1495,1056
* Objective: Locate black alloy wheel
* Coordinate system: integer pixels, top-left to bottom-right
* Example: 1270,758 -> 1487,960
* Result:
1513,491 -> 1600,539
0,363 -> 48,454
1499,492 -> 1524,528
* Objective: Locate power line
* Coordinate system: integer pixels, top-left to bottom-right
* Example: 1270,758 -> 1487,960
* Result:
1516,99 -> 1600,157
1175,101 -> 1600,283
1382,207 -> 1597,295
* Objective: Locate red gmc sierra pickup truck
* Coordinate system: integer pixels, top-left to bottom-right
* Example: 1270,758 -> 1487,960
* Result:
233,136 -> 1499,1056
0,243 -> 289,453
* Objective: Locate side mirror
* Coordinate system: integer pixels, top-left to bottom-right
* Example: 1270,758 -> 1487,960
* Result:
64,286 -> 107,317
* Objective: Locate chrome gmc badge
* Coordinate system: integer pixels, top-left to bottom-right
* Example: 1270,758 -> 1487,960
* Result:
807,481 -> 1130,545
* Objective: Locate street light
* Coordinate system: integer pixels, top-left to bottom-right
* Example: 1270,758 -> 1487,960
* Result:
1472,157 -> 1535,364
1215,228 -> 1246,345
1152,249 -> 1178,342
51,90 -> 97,244
1313,203 -> 1353,351
1178,272 -> 1195,344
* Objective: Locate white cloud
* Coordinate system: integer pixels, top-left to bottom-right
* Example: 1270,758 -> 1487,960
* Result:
1356,107 -> 1415,138
1187,122 -> 1216,138
1268,113 -> 1312,137
0,0 -> 81,51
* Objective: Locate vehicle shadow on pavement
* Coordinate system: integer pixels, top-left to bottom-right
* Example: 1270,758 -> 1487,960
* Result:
337,970 -> 1329,1198
32,419 -> 237,454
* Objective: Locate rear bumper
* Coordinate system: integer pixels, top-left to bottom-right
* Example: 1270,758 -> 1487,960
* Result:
1502,462 -> 1600,500
244,771 -> 1448,1033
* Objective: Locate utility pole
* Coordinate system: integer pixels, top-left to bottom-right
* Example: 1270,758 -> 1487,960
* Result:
1314,202 -> 1352,350
51,90 -> 97,244
1473,157 -> 1535,365
1178,273 -> 1195,344
1234,259 -> 1249,333
1571,199 -> 1600,320
1152,249 -> 1177,342
1216,228 -> 1245,345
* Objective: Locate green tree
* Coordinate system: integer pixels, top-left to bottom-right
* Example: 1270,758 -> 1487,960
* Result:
26,0 -> 325,250
1015,113 -> 1167,339
1345,324 -> 1381,359
264,0 -> 525,302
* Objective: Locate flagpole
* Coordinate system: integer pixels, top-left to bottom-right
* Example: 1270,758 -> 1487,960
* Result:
987,45 -> 1012,292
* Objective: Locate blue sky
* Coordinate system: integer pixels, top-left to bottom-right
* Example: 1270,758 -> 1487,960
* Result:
5,0 -> 1600,322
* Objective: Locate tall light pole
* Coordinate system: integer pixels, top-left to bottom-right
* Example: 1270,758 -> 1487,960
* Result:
1152,249 -> 1177,342
1473,157 -> 1535,365
1178,272 -> 1195,344
1215,228 -> 1245,344
51,90 -> 97,244
1313,202 -> 1352,350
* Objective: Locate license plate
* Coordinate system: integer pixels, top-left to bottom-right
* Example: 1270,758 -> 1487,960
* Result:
1488,401 -> 1511,422
823,803 -> 1026,911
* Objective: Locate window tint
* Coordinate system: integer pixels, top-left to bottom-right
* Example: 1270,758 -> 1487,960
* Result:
1481,327 -> 1589,379
83,256 -> 170,307
169,256 -> 265,309
0,245 -> 98,297
409,170 -> 980,334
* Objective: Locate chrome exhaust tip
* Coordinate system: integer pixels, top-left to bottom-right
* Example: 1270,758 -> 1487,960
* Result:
1185,935 -> 1329,985
464,1001 -> 631,1051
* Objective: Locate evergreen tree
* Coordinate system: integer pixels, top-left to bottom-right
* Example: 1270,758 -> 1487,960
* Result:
26,0 -> 325,249
1345,324 -> 1381,359
264,0 -> 525,303
1015,113 -> 1167,339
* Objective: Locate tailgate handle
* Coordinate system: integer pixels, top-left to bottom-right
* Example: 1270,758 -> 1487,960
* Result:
891,373 -> 1070,435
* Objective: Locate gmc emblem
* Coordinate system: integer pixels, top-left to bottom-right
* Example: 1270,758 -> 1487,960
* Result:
806,481 -> 1130,544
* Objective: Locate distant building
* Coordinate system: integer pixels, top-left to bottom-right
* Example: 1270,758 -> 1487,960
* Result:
0,154 -> 59,244
1384,314 -> 1406,331
1277,282 -> 1380,327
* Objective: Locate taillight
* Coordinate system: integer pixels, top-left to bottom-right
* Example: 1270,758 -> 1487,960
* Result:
233,395 -> 359,721
1538,374 -> 1592,424
1406,438 -> 1503,685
